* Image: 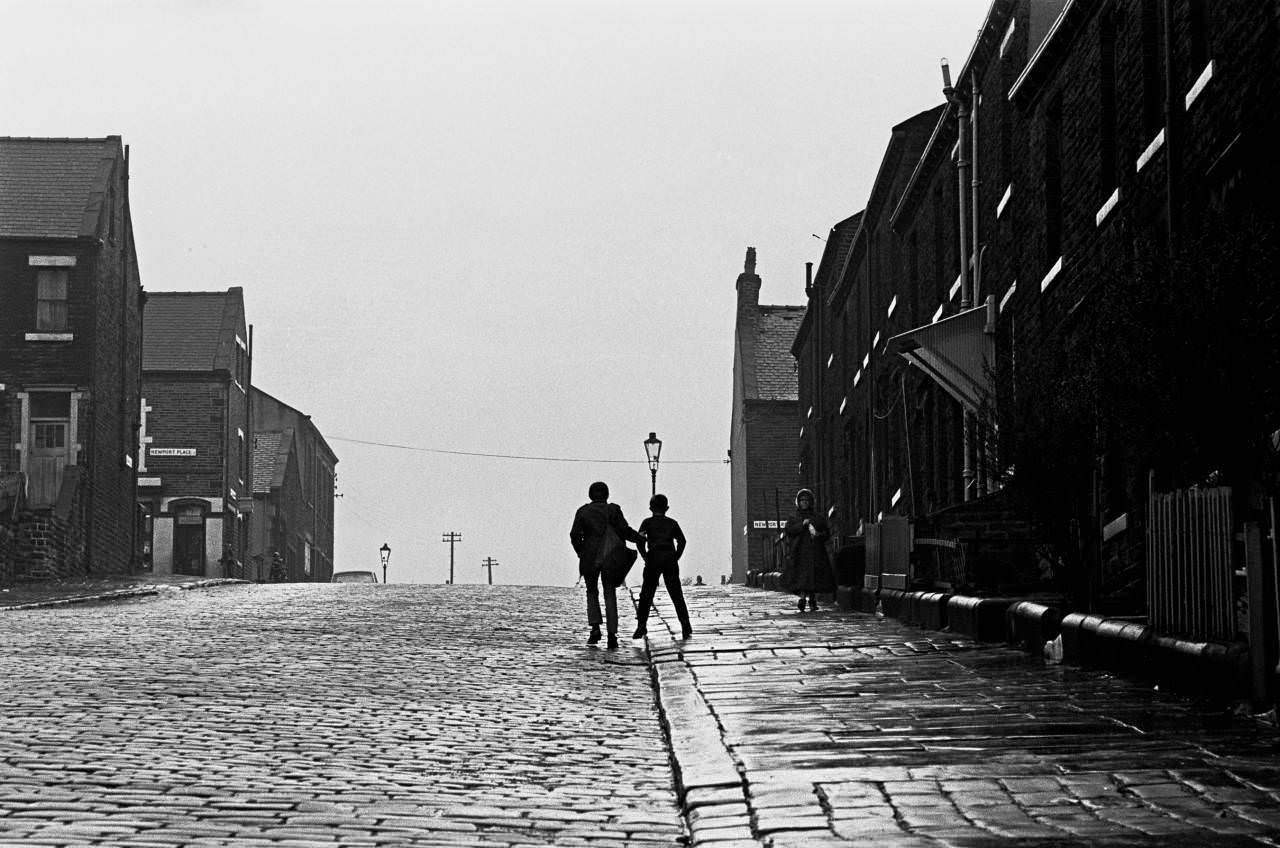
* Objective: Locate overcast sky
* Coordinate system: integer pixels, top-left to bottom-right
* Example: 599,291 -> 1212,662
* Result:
2,0 -> 992,587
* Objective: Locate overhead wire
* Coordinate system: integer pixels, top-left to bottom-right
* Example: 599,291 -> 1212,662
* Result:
327,435 -> 726,465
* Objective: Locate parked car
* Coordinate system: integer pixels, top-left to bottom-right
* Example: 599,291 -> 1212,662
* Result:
331,570 -> 379,584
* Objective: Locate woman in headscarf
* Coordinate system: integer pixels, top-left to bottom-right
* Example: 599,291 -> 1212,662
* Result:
783,488 -> 833,611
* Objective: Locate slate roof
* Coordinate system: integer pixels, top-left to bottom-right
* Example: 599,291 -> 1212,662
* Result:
819,211 -> 864,300
143,290 -> 243,372
251,430 -> 292,495
755,306 -> 806,401
0,137 -> 120,239
251,433 -> 282,495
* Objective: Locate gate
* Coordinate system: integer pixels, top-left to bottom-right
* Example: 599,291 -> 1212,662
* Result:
1146,478 -> 1234,640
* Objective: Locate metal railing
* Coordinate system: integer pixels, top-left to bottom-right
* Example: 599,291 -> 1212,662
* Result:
1146,478 -> 1234,640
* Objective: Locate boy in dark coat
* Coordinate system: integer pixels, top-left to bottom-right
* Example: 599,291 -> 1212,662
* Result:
570,481 -> 644,650
633,494 -> 692,640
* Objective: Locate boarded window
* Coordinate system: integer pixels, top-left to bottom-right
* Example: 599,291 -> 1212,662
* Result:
36,268 -> 68,331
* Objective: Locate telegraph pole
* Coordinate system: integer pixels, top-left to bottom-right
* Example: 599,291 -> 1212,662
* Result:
441,531 -> 462,584
481,557 -> 499,585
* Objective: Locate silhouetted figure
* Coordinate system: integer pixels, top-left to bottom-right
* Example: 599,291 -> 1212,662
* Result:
784,488 -> 833,611
570,481 -> 643,650
633,494 -> 692,640
269,551 -> 286,583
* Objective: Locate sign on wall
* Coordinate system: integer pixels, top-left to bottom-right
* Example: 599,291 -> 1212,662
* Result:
752,520 -> 782,529
149,448 -> 196,457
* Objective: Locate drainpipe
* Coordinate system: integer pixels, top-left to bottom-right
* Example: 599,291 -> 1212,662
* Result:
943,58 -> 975,502
971,87 -> 985,497
943,59 -> 971,310
971,88 -> 982,308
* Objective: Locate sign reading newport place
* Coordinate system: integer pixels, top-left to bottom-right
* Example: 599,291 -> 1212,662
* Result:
149,448 -> 197,457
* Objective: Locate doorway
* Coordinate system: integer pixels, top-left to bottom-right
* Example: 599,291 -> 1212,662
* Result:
27,392 -> 72,508
173,503 -> 207,576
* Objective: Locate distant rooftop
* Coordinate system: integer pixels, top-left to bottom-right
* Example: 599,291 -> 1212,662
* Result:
755,306 -> 806,401
143,290 -> 243,373
0,136 -> 121,239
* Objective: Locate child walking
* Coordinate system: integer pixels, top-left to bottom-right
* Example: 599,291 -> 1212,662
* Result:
633,494 -> 693,640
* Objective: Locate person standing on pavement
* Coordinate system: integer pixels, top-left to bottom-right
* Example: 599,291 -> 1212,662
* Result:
633,494 -> 692,641
570,481 -> 644,650
783,488 -> 833,612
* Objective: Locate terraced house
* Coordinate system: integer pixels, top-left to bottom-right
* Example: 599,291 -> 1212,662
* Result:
0,136 -> 144,583
788,0 -> 1280,676
139,288 -> 252,578
728,247 -> 806,583
249,387 -> 336,583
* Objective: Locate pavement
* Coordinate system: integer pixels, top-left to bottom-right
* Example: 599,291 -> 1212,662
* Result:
2,577 -> 1280,846
0,574 -> 245,610
644,584 -> 1280,846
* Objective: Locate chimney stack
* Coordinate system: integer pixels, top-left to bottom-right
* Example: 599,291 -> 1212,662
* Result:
736,246 -> 762,301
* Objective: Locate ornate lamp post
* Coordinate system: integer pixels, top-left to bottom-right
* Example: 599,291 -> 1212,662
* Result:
643,431 -> 662,497
379,542 -> 391,584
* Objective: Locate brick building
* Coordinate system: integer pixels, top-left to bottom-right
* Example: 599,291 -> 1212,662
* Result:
139,289 -> 252,578
728,247 -> 805,583
792,106 -> 944,542
0,136 -> 144,583
793,0 -> 1280,608
249,388 -> 336,582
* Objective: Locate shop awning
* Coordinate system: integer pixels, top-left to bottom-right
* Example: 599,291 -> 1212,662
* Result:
888,301 -> 995,412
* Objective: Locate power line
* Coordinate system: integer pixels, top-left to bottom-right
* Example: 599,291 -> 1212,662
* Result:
327,435 -> 726,464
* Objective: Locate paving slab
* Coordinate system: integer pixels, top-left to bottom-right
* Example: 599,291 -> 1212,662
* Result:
640,583 -> 1280,845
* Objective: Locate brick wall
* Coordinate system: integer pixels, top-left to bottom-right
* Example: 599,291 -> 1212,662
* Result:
742,398 -> 799,574
86,156 -> 143,575
0,144 -> 142,581
791,0 -> 1280,604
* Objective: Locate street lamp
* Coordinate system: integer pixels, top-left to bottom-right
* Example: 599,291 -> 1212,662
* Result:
643,431 -> 662,497
379,542 -> 391,584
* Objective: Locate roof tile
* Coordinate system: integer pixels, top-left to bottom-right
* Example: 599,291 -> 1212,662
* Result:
143,291 -> 241,372
0,137 -> 119,238
755,306 -> 805,401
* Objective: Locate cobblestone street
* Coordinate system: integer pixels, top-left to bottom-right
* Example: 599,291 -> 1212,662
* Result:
5,581 -> 1280,847
0,583 -> 683,847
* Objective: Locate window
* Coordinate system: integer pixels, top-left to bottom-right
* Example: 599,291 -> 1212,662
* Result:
1187,0 -> 1209,74
1141,0 -> 1163,138
933,184 -> 945,302
36,268 -> 68,331
1000,58 -> 1013,187
1099,7 -> 1118,194
1044,96 -> 1064,265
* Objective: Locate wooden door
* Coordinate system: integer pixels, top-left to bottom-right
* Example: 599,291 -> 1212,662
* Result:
29,421 -> 69,507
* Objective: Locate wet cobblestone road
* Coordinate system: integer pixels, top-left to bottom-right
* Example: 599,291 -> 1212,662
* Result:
6,580 -> 1280,847
645,584 -> 1280,847
0,584 -> 683,847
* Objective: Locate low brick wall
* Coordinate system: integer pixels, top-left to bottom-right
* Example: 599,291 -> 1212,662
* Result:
0,520 -> 14,585
13,510 -> 86,581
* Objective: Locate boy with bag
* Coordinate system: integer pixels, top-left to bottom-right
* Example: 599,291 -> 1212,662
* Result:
570,481 -> 643,650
